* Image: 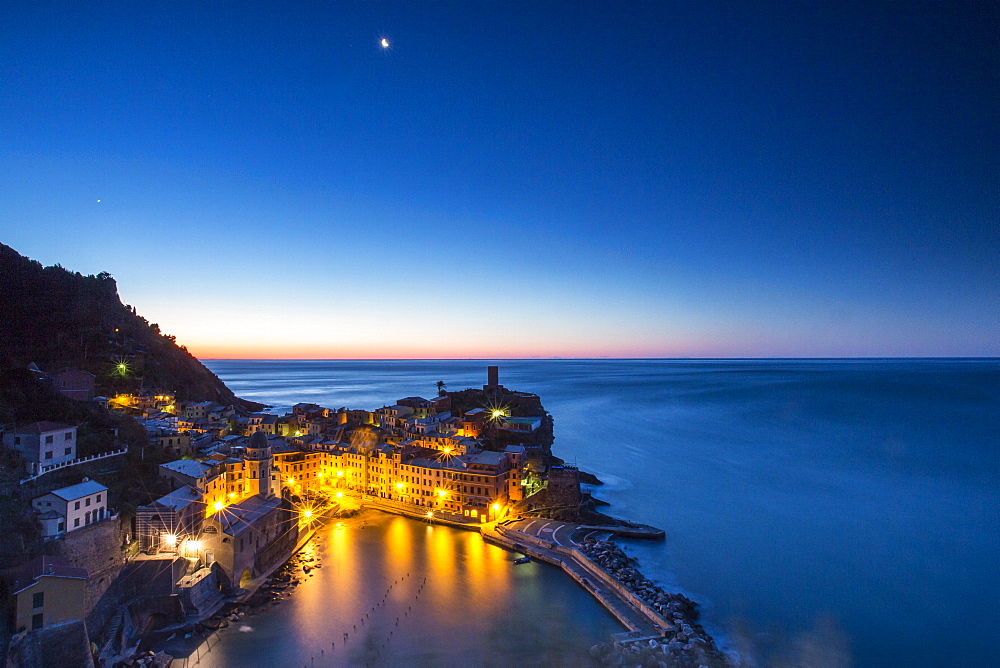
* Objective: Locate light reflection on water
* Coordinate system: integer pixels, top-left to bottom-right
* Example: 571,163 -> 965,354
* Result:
194,511 -> 621,667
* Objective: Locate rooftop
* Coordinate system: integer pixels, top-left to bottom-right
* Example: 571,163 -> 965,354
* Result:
465,450 -> 506,466
48,479 -> 107,501
8,556 -> 88,595
8,421 -> 75,434
502,417 -> 542,425
153,486 -> 202,511
213,495 -> 285,537
161,459 -> 213,479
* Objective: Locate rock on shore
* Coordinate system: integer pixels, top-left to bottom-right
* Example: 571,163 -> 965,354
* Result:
581,539 -> 730,667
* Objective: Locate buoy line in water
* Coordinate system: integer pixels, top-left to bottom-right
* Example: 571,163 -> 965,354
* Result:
296,570 -> 429,667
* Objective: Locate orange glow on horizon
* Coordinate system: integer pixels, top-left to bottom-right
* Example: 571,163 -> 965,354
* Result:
188,344 -> 695,360
179,334 -> 701,361
148,309 -> 711,360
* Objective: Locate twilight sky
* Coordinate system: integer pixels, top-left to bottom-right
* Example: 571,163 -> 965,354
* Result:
1,2 -> 997,358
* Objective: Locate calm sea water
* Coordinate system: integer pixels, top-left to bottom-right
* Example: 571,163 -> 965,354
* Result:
193,512 -> 620,667
204,359 -> 1000,667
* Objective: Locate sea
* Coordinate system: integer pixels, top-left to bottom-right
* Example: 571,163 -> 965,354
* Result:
201,358 -> 1000,667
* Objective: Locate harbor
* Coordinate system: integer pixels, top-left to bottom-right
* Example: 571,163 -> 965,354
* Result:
161,489 -> 725,667
168,510 -> 623,667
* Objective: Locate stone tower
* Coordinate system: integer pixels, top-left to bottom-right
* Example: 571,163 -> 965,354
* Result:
245,430 -> 276,498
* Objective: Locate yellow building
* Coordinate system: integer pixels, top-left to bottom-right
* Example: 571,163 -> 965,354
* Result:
7,556 -> 88,633
272,444 -> 326,496
313,440 -> 527,521
158,427 -> 528,524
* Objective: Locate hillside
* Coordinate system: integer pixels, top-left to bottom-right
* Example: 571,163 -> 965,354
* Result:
0,243 -> 260,414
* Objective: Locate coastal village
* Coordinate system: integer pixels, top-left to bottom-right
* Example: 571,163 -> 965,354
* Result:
0,362 -> 726,667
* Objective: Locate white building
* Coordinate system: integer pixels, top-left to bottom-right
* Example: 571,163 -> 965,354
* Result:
32,478 -> 109,537
2,422 -> 77,473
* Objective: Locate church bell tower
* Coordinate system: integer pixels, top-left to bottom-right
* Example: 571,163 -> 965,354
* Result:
245,430 -> 276,498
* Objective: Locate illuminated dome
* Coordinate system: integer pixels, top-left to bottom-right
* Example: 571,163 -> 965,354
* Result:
247,430 -> 270,457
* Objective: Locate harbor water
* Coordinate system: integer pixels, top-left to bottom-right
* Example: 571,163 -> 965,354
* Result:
190,511 -> 621,667
204,358 -> 1000,667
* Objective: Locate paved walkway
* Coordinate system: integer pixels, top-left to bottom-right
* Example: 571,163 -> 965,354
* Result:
485,522 -> 668,638
505,517 -> 592,549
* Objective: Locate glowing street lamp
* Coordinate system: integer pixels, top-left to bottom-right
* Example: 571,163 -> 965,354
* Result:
162,533 -> 177,547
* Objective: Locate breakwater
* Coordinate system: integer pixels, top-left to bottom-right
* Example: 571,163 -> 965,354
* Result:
581,539 -> 729,666
488,521 -> 729,667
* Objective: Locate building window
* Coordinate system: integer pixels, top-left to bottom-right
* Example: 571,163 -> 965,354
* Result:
74,501 -> 80,510
65,432 -> 72,440
97,494 -> 102,502
64,447 -> 72,455
31,613 -> 43,630
74,518 -> 80,527
13,436 -> 20,445
85,497 -> 91,507
32,592 -> 44,609
44,451 -> 53,460
45,435 -> 54,444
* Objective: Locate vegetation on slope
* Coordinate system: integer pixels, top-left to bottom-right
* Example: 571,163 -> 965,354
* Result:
0,242 -> 259,410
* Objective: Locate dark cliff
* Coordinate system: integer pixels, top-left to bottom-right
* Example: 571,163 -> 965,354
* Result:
0,242 -> 259,413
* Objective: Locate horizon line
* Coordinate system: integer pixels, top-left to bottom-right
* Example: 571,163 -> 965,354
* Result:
199,356 -> 1000,362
